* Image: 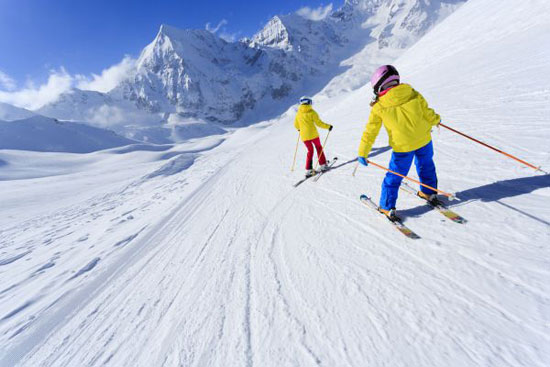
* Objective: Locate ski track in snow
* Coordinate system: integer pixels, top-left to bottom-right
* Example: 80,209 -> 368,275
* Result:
1,0 -> 550,366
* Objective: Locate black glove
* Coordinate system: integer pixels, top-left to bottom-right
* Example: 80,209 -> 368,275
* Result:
329,125 -> 333,131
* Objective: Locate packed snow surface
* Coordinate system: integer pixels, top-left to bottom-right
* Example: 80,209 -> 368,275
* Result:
1,0 -> 550,366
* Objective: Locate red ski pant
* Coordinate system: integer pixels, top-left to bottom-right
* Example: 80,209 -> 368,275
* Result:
303,137 -> 327,169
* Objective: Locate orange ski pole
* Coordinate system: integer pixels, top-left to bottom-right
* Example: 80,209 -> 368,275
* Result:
367,159 -> 457,200
440,123 -> 547,174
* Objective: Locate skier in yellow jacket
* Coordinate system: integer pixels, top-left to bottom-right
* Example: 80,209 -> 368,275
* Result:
358,65 -> 441,220
294,96 -> 333,177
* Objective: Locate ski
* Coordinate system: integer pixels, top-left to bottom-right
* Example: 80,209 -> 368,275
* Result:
359,194 -> 420,239
293,173 -> 317,187
400,182 -> 467,224
293,157 -> 337,187
313,157 -> 339,182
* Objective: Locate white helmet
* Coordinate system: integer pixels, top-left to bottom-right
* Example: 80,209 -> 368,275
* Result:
299,96 -> 313,105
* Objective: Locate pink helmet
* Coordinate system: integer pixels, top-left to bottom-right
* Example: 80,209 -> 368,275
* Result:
371,65 -> 400,94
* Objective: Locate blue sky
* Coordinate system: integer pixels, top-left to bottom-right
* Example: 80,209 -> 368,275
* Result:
0,0 -> 340,88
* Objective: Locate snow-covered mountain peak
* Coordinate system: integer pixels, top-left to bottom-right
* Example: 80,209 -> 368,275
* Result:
334,0 -> 465,48
156,24 -> 225,49
136,26 -> 178,71
251,16 -> 292,50
138,24 -> 219,68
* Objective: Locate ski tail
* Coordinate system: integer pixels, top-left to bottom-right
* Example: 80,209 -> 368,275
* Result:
313,157 -> 338,182
359,194 -> 420,239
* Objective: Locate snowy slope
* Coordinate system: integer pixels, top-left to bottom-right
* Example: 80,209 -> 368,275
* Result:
0,115 -> 138,153
1,0 -> 550,366
0,102 -> 35,121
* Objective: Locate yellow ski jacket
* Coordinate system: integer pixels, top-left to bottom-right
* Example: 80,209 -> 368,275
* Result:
294,105 -> 331,141
358,84 -> 441,157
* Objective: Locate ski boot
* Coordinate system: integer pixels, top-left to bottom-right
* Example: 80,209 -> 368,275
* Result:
319,163 -> 329,172
305,169 -> 316,178
378,207 -> 399,222
417,191 -> 441,205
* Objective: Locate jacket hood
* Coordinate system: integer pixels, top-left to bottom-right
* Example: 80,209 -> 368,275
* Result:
298,104 -> 313,113
378,84 -> 415,108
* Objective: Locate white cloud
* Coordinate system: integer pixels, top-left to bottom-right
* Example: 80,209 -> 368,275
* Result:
84,104 -> 158,129
0,68 -> 73,110
77,56 -> 135,93
297,3 -> 333,21
206,19 -> 228,34
0,56 -> 136,110
219,31 -> 241,43
85,104 -> 128,128
0,70 -> 17,91
205,19 -> 240,42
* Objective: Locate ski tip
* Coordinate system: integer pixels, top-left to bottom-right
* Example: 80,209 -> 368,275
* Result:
360,194 -> 368,200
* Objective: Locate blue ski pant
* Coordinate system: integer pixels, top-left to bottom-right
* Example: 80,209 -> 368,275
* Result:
379,141 -> 438,210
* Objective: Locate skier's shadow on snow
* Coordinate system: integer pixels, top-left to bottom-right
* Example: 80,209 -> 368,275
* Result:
400,174 -> 550,226
333,146 -> 392,169
369,146 -> 392,158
